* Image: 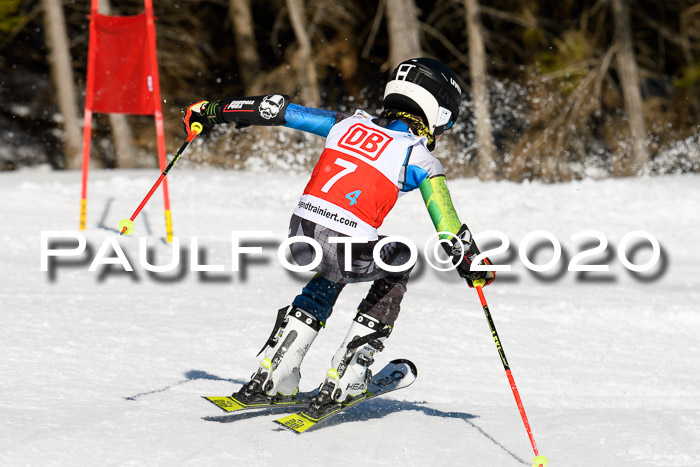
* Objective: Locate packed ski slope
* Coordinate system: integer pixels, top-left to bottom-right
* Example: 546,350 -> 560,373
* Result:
1,166 -> 699,466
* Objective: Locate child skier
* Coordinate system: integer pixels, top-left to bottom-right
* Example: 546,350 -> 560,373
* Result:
183,58 -> 495,417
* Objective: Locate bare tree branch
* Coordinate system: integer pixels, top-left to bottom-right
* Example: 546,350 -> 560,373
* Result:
362,0 -> 387,59
286,0 -> 320,106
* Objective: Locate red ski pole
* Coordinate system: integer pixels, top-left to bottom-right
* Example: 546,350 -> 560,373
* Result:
118,122 -> 202,236
473,280 -> 548,467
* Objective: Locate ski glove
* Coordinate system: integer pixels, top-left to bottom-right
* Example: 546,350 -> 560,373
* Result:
446,224 -> 496,288
183,100 -> 223,136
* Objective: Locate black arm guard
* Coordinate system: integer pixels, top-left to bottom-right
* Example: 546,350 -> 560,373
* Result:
216,94 -> 291,127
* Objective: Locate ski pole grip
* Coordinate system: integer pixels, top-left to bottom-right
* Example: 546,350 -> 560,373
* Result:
190,122 -> 204,135
472,279 -> 486,288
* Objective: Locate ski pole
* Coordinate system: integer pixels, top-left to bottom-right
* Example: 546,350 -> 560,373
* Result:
472,280 -> 548,467
118,122 -> 203,235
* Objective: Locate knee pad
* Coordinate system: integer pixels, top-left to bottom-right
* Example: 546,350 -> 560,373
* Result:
357,275 -> 409,327
292,275 -> 343,324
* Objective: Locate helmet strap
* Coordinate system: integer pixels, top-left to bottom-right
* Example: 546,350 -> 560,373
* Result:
380,109 -> 436,150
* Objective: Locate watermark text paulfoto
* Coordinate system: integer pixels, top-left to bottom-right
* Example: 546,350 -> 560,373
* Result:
40,229 -> 663,279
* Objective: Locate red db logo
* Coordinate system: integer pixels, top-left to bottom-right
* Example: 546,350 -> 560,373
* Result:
337,124 -> 393,160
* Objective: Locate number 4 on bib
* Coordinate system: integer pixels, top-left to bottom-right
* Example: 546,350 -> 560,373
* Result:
345,190 -> 361,206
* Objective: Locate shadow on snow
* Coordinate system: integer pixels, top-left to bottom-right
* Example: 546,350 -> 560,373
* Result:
123,369 -> 246,401
126,369 -> 528,465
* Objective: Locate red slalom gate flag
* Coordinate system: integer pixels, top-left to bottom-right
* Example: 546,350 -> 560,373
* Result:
91,13 -> 154,115
81,0 -> 173,242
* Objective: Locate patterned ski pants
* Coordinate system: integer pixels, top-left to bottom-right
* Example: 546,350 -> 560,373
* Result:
288,215 -> 414,327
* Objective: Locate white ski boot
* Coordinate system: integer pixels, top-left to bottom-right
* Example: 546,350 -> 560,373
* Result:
310,313 -> 391,411
237,306 -> 321,403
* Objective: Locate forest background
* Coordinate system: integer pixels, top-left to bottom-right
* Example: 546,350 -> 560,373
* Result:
1,0 -> 698,182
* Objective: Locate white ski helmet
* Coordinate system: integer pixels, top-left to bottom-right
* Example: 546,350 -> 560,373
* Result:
383,58 -> 462,137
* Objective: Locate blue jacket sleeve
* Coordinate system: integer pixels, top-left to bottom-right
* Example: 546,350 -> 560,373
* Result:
283,103 -> 338,138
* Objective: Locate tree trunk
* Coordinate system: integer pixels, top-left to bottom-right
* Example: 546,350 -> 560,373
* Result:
680,6 -> 700,122
611,0 -> 649,175
465,0 -> 496,180
99,0 -> 137,168
286,0 -> 320,107
385,0 -> 422,69
41,0 -> 81,169
229,0 -> 262,95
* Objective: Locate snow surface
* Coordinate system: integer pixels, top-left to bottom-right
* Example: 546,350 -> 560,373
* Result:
1,167 -> 699,466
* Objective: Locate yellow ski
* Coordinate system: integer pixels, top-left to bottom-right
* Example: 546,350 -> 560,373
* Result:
203,395 -> 304,413
274,359 -> 417,434
275,412 -> 320,433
